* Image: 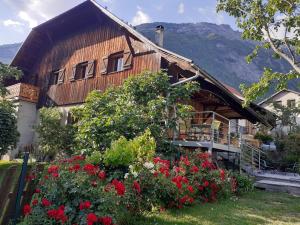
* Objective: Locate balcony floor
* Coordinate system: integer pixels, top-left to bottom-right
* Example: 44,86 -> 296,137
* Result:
171,140 -> 241,153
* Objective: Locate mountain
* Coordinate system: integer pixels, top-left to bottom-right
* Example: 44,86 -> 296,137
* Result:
0,22 -> 295,92
0,43 -> 21,64
136,22 -> 292,90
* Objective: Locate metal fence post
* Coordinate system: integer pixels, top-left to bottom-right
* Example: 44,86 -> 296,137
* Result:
251,148 -> 254,169
258,149 -> 261,170
12,152 -> 29,225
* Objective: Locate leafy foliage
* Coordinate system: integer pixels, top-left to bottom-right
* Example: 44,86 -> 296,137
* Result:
73,71 -> 199,154
273,100 -> 300,132
0,100 -> 19,155
217,0 -> 300,105
0,62 -> 22,97
35,107 -> 75,160
103,129 -> 156,169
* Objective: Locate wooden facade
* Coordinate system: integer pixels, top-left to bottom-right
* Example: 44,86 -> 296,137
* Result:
9,0 -> 276,127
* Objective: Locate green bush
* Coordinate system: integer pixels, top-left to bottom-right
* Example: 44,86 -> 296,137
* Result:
231,172 -> 254,195
103,130 -> 156,169
0,100 -> 19,156
254,132 -> 273,144
35,107 -> 75,160
73,71 -> 199,154
86,151 -> 102,165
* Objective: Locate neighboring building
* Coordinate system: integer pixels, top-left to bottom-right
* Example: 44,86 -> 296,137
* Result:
259,89 -> 300,133
3,0 -> 275,159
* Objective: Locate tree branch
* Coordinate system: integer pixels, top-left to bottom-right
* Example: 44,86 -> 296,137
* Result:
283,25 -> 296,63
265,26 -> 300,74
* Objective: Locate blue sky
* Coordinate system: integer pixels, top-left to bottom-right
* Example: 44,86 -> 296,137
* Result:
0,0 -> 237,45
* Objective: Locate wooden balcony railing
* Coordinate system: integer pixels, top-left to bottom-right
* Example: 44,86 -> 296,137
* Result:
5,83 -> 39,103
171,111 -> 242,148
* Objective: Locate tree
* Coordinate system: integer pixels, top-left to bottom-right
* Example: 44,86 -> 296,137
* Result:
0,100 -> 19,156
217,0 -> 300,105
73,71 -> 199,154
273,101 -> 300,133
0,62 -> 22,155
0,62 -> 22,97
35,107 -> 75,160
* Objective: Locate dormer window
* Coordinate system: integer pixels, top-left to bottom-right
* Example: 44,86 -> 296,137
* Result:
108,52 -> 124,73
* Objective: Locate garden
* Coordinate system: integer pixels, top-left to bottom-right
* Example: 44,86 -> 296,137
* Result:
1,71 -> 299,225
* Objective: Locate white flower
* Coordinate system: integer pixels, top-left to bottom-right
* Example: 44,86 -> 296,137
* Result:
150,169 -> 155,174
129,165 -> 133,170
143,162 -> 154,170
132,172 -> 138,178
124,173 -> 129,179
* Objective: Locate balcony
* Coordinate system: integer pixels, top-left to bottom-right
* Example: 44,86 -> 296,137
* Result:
171,111 -> 242,153
5,83 -> 39,103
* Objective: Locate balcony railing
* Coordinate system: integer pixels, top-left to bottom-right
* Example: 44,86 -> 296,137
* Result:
5,83 -> 39,103
172,111 -> 241,148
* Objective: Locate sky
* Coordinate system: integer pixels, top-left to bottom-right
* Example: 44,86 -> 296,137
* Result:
0,0 -> 237,45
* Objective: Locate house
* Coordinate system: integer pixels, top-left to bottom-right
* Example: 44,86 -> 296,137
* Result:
259,89 -> 300,133
3,0 -> 275,160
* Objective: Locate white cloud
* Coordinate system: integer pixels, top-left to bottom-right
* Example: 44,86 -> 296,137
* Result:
198,7 -> 225,24
3,19 -> 23,27
3,0 -> 84,28
178,3 -> 185,14
131,7 -> 151,25
18,11 -> 38,28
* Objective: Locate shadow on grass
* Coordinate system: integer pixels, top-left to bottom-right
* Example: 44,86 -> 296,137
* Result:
138,191 -> 300,225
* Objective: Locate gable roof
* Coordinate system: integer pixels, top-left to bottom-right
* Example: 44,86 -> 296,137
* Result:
10,0 -> 276,127
259,89 -> 300,105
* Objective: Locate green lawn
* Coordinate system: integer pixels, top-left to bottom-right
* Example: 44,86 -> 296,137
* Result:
139,190 -> 300,225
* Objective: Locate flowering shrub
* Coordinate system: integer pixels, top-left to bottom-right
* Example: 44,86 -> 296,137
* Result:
18,152 -> 248,225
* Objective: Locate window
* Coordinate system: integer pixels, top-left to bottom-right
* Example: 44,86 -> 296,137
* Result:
274,100 -> 282,106
108,52 -> 124,73
75,62 -> 88,80
287,99 -> 296,108
49,70 -> 59,85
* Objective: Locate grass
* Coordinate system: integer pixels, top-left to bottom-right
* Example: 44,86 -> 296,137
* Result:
138,190 -> 300,225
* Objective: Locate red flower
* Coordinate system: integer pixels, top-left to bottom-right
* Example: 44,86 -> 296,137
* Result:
84,164 -> 97,175
112,179 -> 125,196
203,180 -> 209,187
47,206 -> 68,224
32,199 -> 38,206
187,185 -> 194,193
42,198 -> 51,207
23,204 -> 31,216
133,180 -> 141,194
99,216 -> 113,225
198,185 -> 204,191
191,166 -> 199,173
34,188 -> 41,194
87,213 -> 98,225
201,160 -> 215,170
79,201 -> 91,210
98,171 -> 106,180
198,152 -> 210,160
48,165 -> 59,174
219,169 -> 225,181
180,156 -> 191,166
72,155 -> 85,161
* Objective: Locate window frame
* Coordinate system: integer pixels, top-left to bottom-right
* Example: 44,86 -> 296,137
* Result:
107,52 -> 124,74
74,61 -> 88,80
287,99 -> 296,108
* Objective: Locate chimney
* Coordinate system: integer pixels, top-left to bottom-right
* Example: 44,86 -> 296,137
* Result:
155,25 -> 164,47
